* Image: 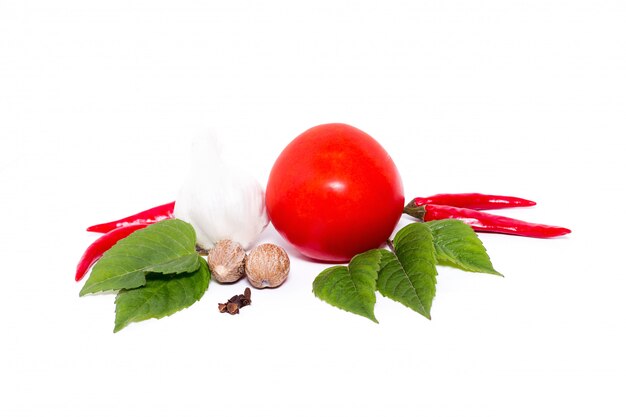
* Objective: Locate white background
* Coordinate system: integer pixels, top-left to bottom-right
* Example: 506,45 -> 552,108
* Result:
1,1 -> 625,416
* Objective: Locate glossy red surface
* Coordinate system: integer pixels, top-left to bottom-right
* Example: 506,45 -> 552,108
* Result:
266,123 -> 404,262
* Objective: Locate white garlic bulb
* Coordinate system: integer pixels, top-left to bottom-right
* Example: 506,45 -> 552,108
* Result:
174,132 -> 268,250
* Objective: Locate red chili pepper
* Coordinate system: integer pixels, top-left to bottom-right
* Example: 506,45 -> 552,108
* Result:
75,224 -> 147,281
408,193 -> 536,210
404,203 -> 571,238
86,201 -> 175,233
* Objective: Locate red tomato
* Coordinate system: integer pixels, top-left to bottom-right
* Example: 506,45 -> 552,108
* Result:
266,123 -> 405,262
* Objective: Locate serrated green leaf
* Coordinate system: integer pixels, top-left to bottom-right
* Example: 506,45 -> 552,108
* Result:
114,258 -> 210,332
377,223 -> 437,319
312,250 -> 383,323
80,219 -> 201,296
426,220 -> 503,276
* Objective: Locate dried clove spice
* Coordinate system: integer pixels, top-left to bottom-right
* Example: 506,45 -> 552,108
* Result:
218,287 -> 252,315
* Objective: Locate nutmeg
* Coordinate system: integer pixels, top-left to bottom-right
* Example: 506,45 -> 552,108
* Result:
245,243 -> 290,288
207,240 -> 246,283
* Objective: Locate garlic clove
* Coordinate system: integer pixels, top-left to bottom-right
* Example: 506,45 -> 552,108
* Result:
174,132 -> 269,250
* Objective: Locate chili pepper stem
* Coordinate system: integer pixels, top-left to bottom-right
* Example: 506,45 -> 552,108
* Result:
403,201 -> 427,221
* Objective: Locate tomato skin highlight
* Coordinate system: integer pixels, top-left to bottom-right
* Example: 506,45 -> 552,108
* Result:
266,123 -> 405,262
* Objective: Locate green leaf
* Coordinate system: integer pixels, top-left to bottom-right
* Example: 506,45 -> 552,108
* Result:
377,223 -> 438,319
426,220 -> 503,276
114,258 -> 210,332
312,250 -> 383,323
80,219 -> 201,296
